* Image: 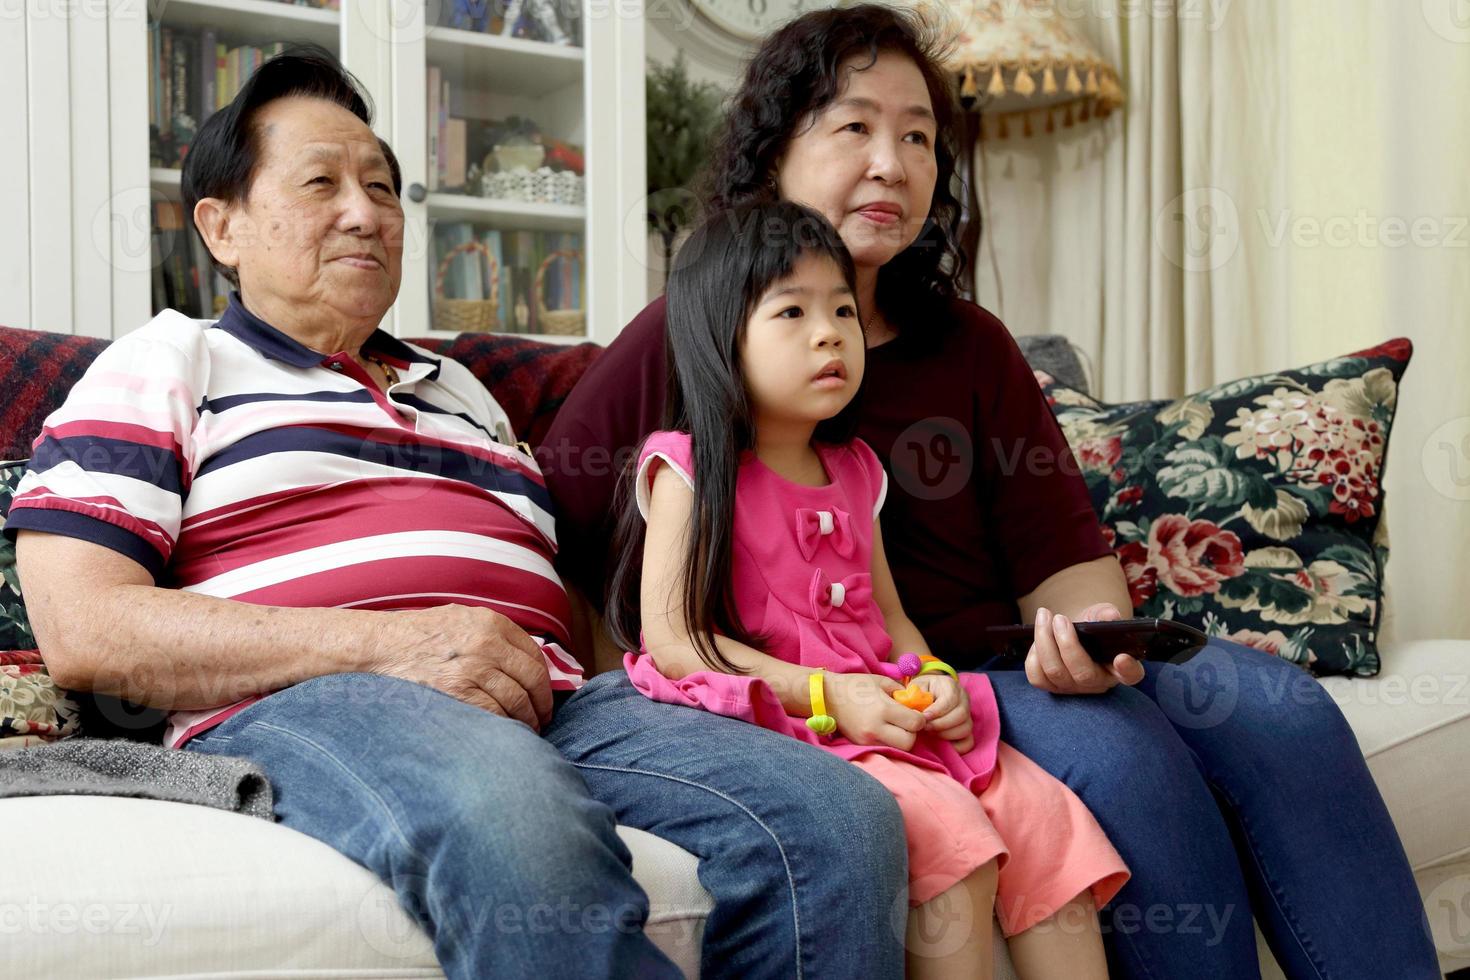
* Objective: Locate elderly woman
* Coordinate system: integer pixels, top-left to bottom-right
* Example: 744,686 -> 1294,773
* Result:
541,6 -> 1441,980
5,49 -> 679,978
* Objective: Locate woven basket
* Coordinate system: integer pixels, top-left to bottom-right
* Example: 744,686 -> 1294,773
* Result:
535,248 -> 585,336
433,240 -> 500,333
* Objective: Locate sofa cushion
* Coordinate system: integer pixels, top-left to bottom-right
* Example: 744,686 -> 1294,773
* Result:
406,333 -> 604,447
0,794 -> 711,978
1036,339 -> 1411,677
0,324 -> 597,460
1015,334 -> 1089,394
0,460 -> 32,649
0,649 -> 81,744
0,327 -> 112,461
1319,639 -> 1470,873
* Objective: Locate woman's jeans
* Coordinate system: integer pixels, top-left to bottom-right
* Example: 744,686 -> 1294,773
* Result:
548,639 -> 1441,980
182,672 -> 682,979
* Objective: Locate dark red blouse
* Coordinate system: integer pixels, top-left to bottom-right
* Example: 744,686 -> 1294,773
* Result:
539,294 -> 1111,664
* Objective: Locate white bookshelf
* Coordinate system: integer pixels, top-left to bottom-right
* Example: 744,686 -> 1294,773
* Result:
424,28 -> 584,98
149,168 -> 183,189
424,193 -> 585,232
154,0 -> 339,47
74,0 -> 646,344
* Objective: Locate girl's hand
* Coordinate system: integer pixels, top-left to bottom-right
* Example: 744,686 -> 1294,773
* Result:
1024,602 -> 1146,695
825,672 -> 926,751
911,674 -> 975,754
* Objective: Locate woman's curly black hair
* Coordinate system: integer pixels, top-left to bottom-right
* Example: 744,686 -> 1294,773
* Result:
697,4 -> 967,334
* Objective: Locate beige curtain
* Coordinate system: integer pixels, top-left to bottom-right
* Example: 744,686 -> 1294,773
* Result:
973,0 -> 1470,646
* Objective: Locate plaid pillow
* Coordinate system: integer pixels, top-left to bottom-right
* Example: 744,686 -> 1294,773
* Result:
1037,339 -> 1410,677
406,333 -> 603,447
0,461 -> 33,650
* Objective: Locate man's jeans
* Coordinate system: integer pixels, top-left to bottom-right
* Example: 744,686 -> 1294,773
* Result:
183,671 -> 681,979
544,673 -> 911,980
548,639 -> 1441,980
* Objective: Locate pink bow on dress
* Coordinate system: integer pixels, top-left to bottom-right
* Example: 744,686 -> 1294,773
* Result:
808,568 -> 873,622
794,507 -> 855,561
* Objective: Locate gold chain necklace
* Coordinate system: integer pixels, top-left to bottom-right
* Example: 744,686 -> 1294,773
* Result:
362,351 -> 399,386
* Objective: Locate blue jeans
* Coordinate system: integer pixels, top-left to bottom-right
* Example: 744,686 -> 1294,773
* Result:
544,670 -> 909,980
182,672 -> 681,979
978,638 -> 1440,980
549,641 -> 1440,980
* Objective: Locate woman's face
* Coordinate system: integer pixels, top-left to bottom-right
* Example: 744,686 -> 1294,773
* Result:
774,51 -> 939,271
204,95 -> 405,325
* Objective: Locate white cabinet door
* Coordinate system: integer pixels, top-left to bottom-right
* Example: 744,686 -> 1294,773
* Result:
385,1 -> 647,343
0,10 -> 31,333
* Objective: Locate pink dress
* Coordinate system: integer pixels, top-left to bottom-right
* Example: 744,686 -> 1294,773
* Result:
623,430 -> 1003,790
625,431 -> 1130,927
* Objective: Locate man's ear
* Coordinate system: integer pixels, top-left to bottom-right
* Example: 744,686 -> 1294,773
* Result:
192,197 -> 239,272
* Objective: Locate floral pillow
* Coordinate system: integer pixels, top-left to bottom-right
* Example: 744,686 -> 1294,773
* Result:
0,648 -> 80,745
0,464 -> 80,743
0,461 -> 33,650
1036,339 -> 1410,677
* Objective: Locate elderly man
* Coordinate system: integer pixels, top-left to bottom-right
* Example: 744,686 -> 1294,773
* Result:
5,47 -> 676,977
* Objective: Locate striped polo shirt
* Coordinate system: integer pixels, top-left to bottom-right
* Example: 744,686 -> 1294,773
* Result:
4,293 -> 583,747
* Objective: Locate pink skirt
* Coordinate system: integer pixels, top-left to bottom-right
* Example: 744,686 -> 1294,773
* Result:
853,741 -> 1131,937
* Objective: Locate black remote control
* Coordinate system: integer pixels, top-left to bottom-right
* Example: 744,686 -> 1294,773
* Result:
979,617 -> 1209,665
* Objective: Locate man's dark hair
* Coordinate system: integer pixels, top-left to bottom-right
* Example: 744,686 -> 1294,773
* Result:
181,43 -> 401,287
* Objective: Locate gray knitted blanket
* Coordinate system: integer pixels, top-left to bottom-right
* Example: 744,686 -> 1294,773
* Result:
0,738 -> 275,820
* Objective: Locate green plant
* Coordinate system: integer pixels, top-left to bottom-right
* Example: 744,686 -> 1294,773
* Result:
646,53 -> 725,288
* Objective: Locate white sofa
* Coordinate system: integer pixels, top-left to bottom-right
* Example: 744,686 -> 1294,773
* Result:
5,333 -> 1463,977
4,633 -> 1466,979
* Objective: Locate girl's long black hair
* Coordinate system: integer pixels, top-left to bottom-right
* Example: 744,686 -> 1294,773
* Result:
605,201 -> 862,673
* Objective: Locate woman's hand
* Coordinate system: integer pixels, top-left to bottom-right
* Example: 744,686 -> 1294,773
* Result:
911,674 -> 974,754
826,672 -> 926,751
1024,602 -> 1146,696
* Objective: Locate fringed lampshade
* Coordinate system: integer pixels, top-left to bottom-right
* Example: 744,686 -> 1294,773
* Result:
945,0 -> 1124,139
909,0 -> 1125,301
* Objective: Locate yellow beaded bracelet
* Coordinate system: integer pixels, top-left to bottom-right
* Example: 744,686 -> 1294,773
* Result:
806,670 -> 837,736
918,659 -> 958,680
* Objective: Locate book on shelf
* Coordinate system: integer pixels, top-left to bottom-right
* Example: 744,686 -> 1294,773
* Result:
151,201 -> 230,320
479,229 -> 506,330
439,77 -> 450,191
148,23 -> 285,168
444,118 -> 467,191
427,66 -> 441,192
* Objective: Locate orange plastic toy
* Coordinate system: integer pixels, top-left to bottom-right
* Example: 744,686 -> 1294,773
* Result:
892,683 -> 935,711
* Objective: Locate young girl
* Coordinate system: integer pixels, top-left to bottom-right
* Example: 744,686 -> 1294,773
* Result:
606,200 -> 1129,979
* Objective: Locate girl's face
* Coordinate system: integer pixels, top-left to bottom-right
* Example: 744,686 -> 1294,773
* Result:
774,51 -> 939,272
741,254 -> 864,429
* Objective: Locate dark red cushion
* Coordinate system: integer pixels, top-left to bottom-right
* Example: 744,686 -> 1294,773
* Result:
0,326 -> 114,460
407,334 -> 603,447
0,325 -> 601,457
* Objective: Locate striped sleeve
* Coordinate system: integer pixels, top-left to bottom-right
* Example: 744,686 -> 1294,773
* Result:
2,316 -> 204,581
